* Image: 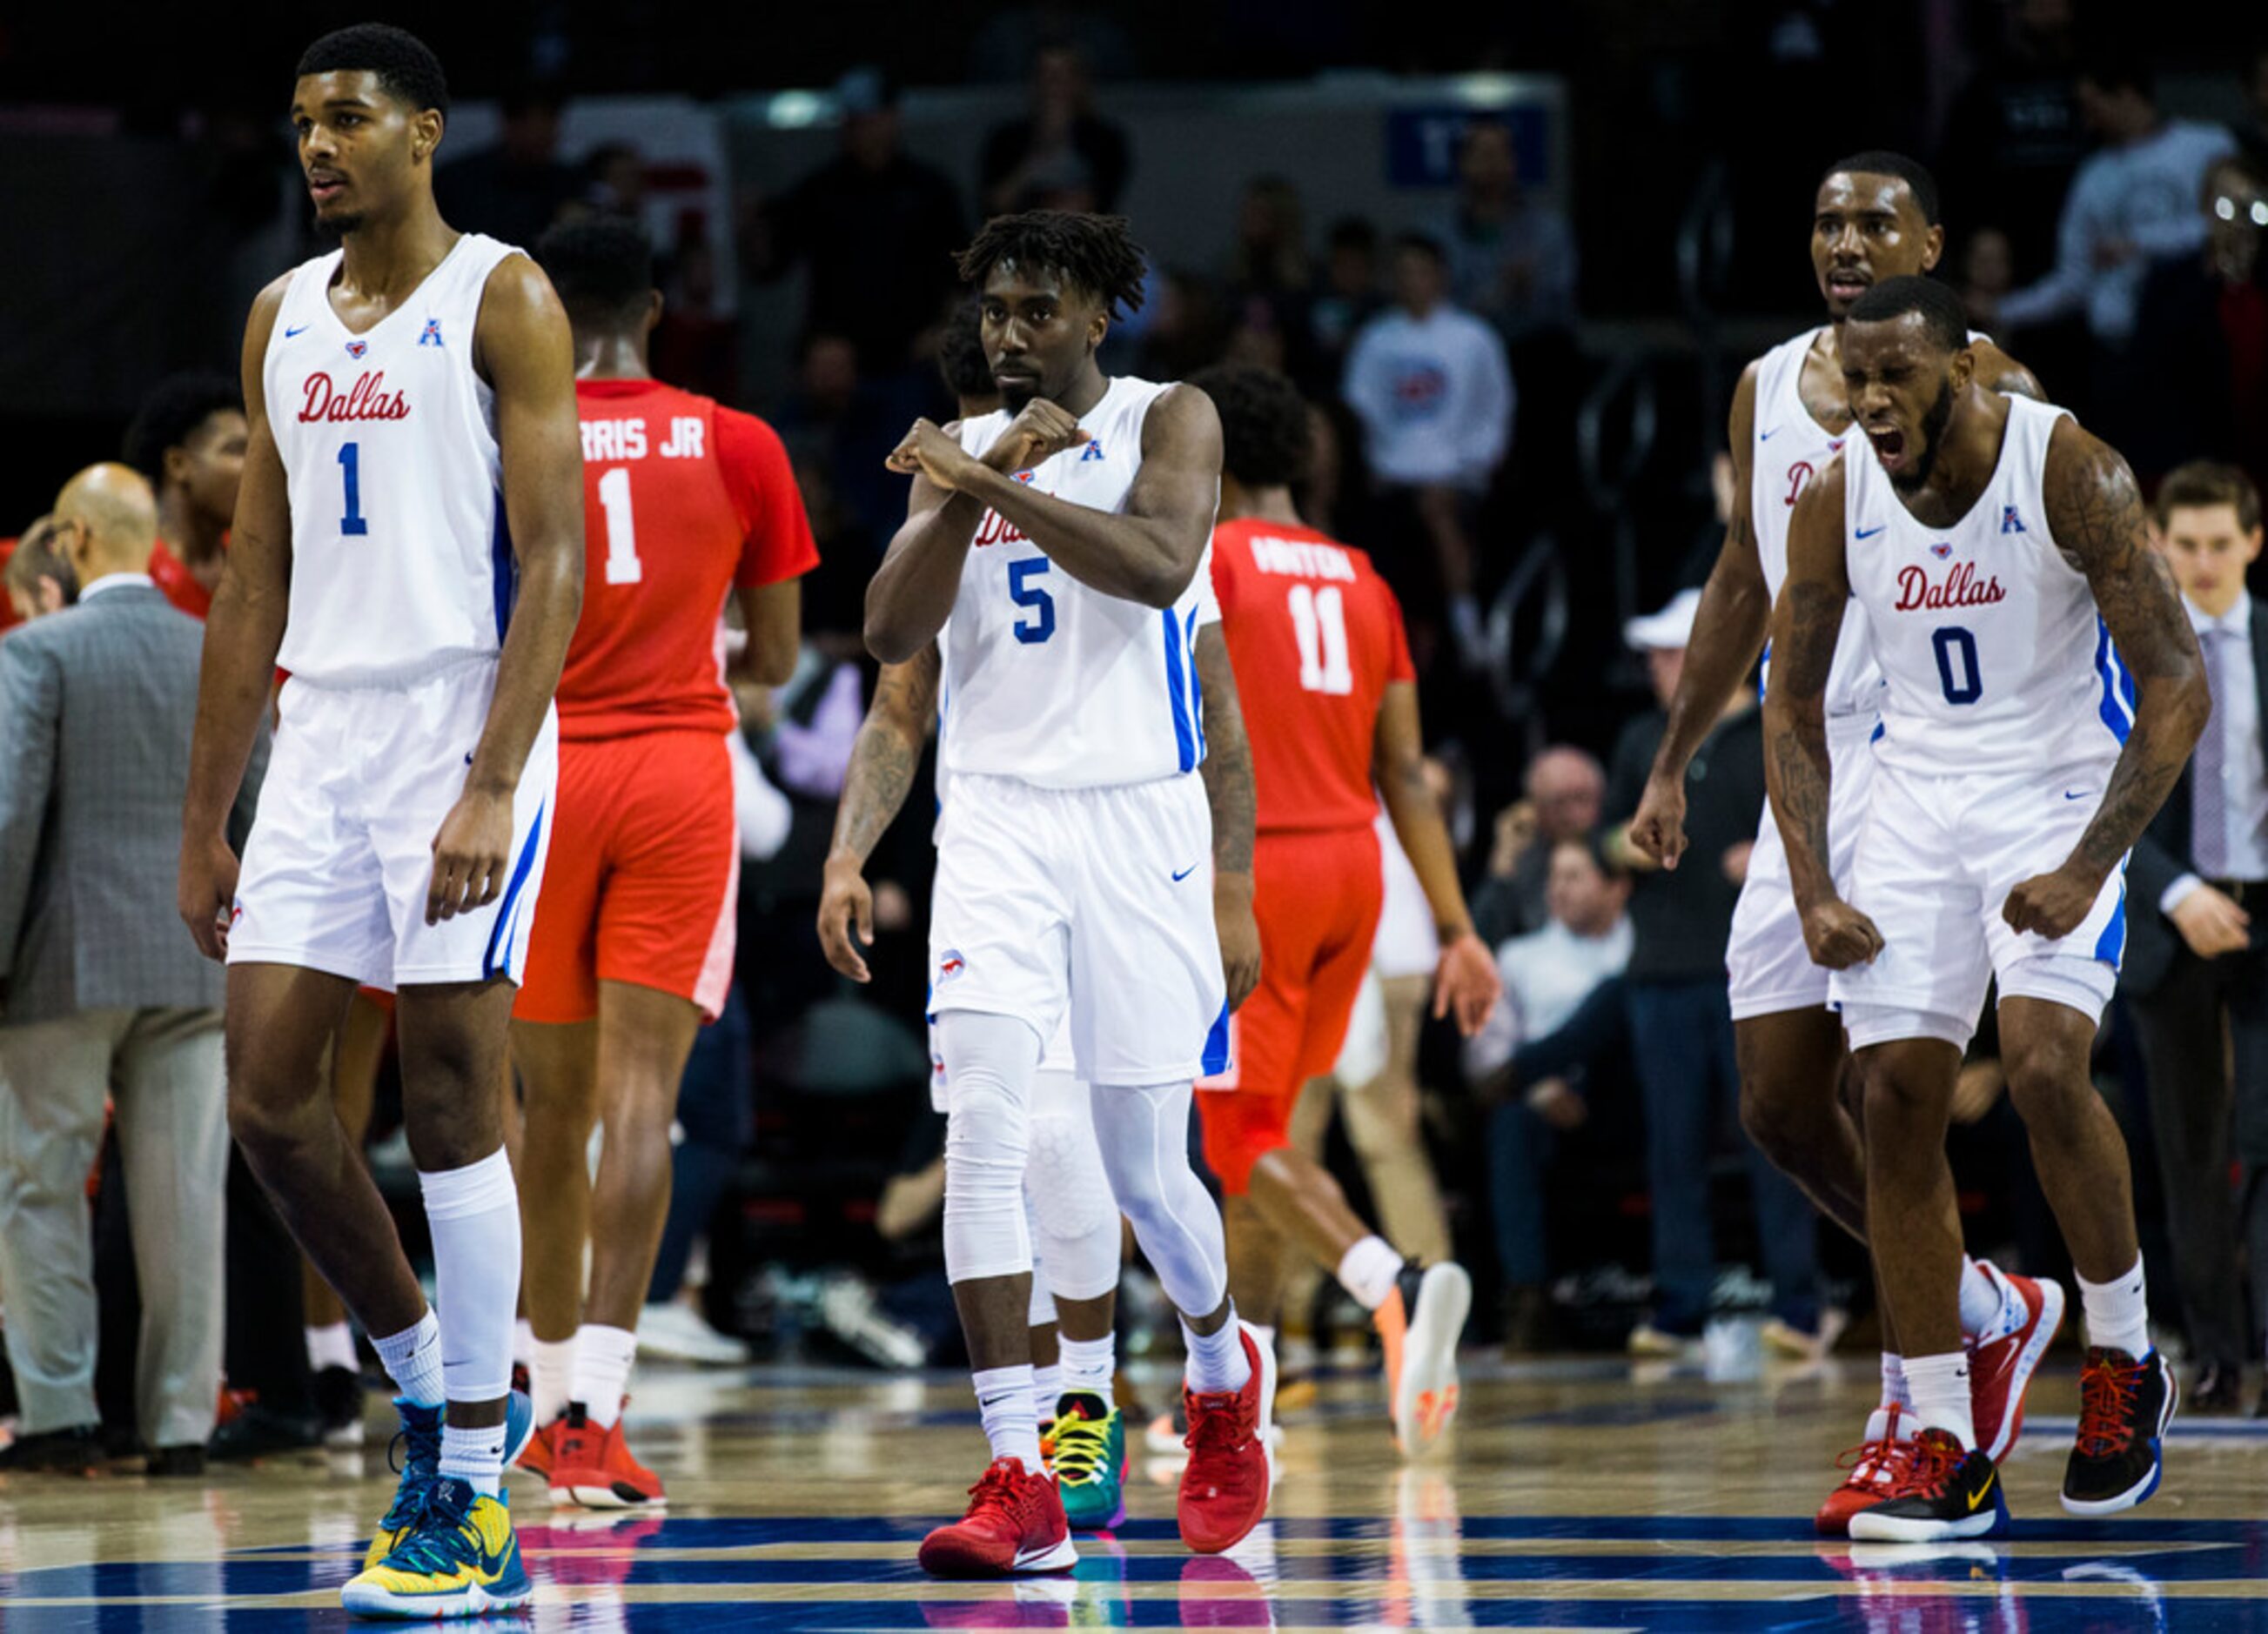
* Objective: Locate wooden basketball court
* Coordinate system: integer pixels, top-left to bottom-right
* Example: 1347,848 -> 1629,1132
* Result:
4,1344 -> 2262,1629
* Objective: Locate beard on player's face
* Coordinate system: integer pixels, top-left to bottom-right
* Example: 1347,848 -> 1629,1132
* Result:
1891,376 -> 1957,492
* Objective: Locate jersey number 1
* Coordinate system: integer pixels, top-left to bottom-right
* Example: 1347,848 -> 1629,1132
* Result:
596,466 -> 641,585
337,443 -> 368,537
1289,584 -> 1353,694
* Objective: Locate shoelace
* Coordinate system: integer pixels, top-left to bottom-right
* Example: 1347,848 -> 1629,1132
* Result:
1050,1408 -> 1113,1483
1184,1392 -> 1251,1457
1878,1432 -> 1962,1500
379,1486 -> 481,1575
963,1461 -> 1025,1515
1833,1406 -> 1905,1483
2075,1355 -> 2147,1458
379,1419 -> 443,1530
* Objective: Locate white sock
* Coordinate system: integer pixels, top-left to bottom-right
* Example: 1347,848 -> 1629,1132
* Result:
1903,1350 -> 1976,1450
2077,1256 -> 2151,1359
573,1324 -> 638,1430
417,1148 -> 521,1404
530,1336 -> 575,1428
1031,1363 -> 1062,1422
306,1321 -> 357,1375
1957,1258 -> 2004,1338
1183,1309 -> 1251,1395
438,1420 -> 506,1497
372,1309 -> 445,1409
974,1364 -> 1043,1470
513,1318 -> 535,1370
1336,1236 -> 1405,1312
1880,1352 -> 1911,1411
1059,1333 -> 1115,1400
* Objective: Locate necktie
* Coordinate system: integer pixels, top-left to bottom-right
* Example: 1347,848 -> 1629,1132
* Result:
2193,626 -> 2231,876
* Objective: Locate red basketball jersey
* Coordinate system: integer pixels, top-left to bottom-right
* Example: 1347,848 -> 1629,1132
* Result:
1209,518 -> 1414,836
558,379 -> 817,740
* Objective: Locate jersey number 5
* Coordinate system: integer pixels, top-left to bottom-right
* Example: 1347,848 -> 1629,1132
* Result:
1289,584 -> 1354,694
1932,626 -> 1983,707
1009,558 -> 1055,644
595,467 -> 642,585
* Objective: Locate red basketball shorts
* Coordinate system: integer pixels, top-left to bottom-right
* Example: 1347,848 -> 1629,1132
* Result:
1197,824 -> 1384,1194
515,728 -> 739,1024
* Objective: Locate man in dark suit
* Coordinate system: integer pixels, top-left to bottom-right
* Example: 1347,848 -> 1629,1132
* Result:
0,464 -> 265,1472
2124,461 -> 2268,1414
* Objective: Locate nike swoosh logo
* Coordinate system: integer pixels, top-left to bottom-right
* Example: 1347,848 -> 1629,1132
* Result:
1855,526 -> 1887,539
1760,425 -> 1782,440
1171,865 -> 1198,882
2063,790 -> 2089,800
1969,1470 -> 1996,1512
284,325 -> 309,338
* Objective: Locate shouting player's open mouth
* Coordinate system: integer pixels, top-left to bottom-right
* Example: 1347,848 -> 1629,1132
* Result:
1865,423 -> 1908,476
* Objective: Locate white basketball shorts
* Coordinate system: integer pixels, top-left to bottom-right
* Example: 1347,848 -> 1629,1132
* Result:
929,771 -> 1227,1087
229,659 -> 557,991
1828,758 -> 2126,1051
1728,709 -> 1880,1021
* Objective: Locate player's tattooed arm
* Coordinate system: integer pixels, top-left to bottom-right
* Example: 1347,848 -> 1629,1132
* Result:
868,419 -> 988,664
1195,625 -> 1261,1010
2013,421 -> 2210,938
1631,363 -> 1768,870
1763,458 -> 1882,968
952,385 -> 1223,608
179,272 -> 296,960
819,644 -> 942,981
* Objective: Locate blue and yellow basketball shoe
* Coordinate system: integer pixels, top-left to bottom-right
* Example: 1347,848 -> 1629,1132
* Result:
341,1476 -> 533,1617
364,1391 -> 533,1569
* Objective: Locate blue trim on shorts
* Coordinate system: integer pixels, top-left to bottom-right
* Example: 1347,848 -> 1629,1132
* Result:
491,487 -> 518,643
2094,617 -> 2136,744
1163,609 -> 1196,773
1201,1001 -> 1231,1078
1185,606 -> 1208,764
2094,875 -> 2128,966
482,799 -> 546,979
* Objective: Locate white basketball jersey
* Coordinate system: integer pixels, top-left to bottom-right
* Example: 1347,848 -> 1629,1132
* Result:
1844,394 -> 2133,780
264,233 -> 522,687
938,376 -> 1219,789
1751,327 -> 1883,720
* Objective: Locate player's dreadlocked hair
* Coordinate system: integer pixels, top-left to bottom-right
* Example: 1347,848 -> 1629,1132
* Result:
123,372 -> 242,483
936,300 -> 996,404
537,218 -> 655,329
296,24 -> 450,120
956,211 -> 1148,318
1822,150 -> 1941,225
1189,364 -> 1312,490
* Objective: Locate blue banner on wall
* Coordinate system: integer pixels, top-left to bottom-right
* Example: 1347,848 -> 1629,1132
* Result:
1386,104 -> 1551,189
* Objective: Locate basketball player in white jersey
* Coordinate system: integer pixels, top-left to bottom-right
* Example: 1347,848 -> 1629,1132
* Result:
176,25 -> 583,1618
1768,275 -> 2208,1539
866,211 -> 1271,1576
1625,152 -> 2058,1533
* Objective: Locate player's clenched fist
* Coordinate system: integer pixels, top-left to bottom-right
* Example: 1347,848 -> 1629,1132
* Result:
2003,867 -> 2100,941
178,834 -> 241,961
984,400 -> 1089,472
1800,898 -> 1884,969
885,419 -> 984,490
1627,771 -> 1689,870
818,856 -> 876,983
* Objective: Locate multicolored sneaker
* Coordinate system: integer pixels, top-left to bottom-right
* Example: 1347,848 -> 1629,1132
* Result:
1846,1429 -> 2008,1544
1178,1323 -> 1275,1555
1050,1391 -> 1126,1530
918,1457 -> 1077,1577
340,1476 -> 533,1617
1815,1403 -> 1910,1537
1372,1262 -> 1472,1457
2062,1347 -> 2177,1516
1968,1262 -> 2063,1463
547,1402 -> 667,1510
363,1399 -> 443,1570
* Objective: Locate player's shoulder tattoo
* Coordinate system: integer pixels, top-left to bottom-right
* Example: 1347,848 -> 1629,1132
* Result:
2042,420 -> 2146,576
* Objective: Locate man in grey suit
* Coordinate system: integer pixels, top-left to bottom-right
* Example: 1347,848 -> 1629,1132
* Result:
0,463 -> 264,1474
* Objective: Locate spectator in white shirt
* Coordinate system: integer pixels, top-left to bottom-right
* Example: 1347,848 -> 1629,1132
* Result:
1342,233 -> 1515,669
1990,58 -> 2234,348
1470,836 -> 1632,1350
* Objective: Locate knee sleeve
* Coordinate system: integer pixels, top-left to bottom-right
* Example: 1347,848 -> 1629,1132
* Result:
1195,1087 -> 1293,1196
938,1011 -> 1043,1285
1024,1188 -> 1057,1327
1090,1081 -> 1228,1318
1026,1071 -> 1122,1302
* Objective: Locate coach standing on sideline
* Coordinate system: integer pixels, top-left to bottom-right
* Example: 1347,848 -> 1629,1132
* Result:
0,463 -> 266,1475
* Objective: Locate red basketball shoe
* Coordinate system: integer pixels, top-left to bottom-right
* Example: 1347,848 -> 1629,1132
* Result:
547,1403 -> 667,1510
1178,1323 -> 1275,1555
1968,1263 -> 2063,1463
919,1457 -> 1077,1577
1815,1403 -> 1910,1537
